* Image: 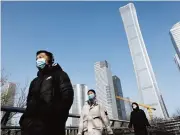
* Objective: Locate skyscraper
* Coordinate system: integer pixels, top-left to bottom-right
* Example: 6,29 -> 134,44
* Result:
1,82 -> 16,125
94,61 -> 118,119
170,22 -> 180,60
66,84 -> 88,126
119,3 -> 168,118
124,97 -> 132,121
112,75 -> 126,120
1,82 -> 16,106
174,54 -> 180,71
160,95 -> 169,118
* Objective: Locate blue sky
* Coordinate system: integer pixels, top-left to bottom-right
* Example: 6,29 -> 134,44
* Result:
2,1 -> 180,116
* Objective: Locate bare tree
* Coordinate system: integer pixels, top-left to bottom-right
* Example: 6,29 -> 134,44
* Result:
151,117 -> 164,124
172,108 -> 180,118
1,69 -> 29,125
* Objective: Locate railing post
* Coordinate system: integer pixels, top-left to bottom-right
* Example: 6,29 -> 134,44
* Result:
110,120 -> 115,128
120,122 -> 124,127
1,111 -> 11,126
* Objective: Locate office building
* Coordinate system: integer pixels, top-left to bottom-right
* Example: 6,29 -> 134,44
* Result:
94,61 -> 118,119
66,84 -> 88,126
1,82 -> 16,125
174,54 -> 180,71
160,95 -> 169,118
124,97 -> 132,120
170,22 -> 180,60
119,3 -> 168,118
112,75 -> 126,120
1,82 -> 16,106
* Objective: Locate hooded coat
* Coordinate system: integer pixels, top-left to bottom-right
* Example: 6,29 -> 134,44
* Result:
19,63 -> 74,135
128,102 -> 150,135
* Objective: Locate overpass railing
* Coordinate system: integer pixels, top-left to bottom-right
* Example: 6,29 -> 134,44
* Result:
1,106 -> 173,135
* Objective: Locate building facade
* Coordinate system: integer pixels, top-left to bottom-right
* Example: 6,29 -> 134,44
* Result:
1,82 -> 16,125
112,75 -> 126,120
160,95 -> 169,118
66,84 -> 88,126
174,54 -> 180,71
170,22 -> 180,60
119,3 -> 168,118
94,61 -> 118,119
1,82 -> 16,106
124,97 -> 133,121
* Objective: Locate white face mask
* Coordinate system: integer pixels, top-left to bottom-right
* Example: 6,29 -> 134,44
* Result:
36,58 -> 46,69
133,105 -> 137,109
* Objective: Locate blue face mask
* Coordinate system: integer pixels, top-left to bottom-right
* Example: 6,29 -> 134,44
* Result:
88,93 -> 95,100
36,58 -> 46,69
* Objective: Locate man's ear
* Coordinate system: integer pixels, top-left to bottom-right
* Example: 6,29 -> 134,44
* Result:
46,57 -> 51,65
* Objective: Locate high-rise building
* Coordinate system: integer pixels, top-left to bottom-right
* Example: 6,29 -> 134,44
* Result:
174,54 -> 180,71
160,95 -> 169,118
170,22 -> 180,60
94,61 -> 118,119
1,82 -> 16,125
119,3 -> 168,118
112,75 -> 126,120
124,97 -> 132,120
1,82 -> 16,106
66,84 -> 88,126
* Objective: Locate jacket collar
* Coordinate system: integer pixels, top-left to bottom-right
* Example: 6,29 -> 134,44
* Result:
87,99 -> 99,106
37,63 -> 63,77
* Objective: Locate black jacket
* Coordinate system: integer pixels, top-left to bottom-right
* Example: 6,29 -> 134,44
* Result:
129,103 -> 150,132
19,63 -> 74,135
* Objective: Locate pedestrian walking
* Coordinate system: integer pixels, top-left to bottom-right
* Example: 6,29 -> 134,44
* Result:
128,102 -> 150,135
77,89 -> 113,135
19,50 -> 74,135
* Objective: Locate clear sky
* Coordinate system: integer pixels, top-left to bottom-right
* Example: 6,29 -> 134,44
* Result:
2,1 -> 180,116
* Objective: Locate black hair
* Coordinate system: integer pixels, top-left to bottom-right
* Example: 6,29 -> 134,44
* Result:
88,89 -> 96,95
132,102 -> 139,110
36,50 -> 54,64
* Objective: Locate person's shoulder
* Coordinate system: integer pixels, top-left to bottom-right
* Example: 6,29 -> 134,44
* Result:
53,68 -> 69,79
139,109 -> 145,113
98,102 -> 103,107
28,77 -> 38,89
31,77 -> 38,84
131,110 -> 135,114
97,101 -> 105,109
139,109 -> 144,111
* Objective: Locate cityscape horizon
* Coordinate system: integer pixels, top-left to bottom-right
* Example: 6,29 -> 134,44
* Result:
2,1 -> 180,118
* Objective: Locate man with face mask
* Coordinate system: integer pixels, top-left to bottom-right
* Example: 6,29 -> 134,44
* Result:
19,50 -> 74,135
128,102 -> 150,135
78,89 -> 113,135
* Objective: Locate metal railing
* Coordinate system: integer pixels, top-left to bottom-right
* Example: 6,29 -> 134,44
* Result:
1,106 -> 174,135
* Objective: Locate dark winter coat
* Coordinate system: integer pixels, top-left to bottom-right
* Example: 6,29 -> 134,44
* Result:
19,63 -> 74,135
128,103 -> 150,135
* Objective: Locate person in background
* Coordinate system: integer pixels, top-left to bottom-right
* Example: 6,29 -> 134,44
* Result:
77,89 -> 113,135
128,102 -> 150,135
19,50 -> 74,135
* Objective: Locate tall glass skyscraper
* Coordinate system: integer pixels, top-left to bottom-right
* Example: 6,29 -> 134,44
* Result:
66,84 -> 88,126
94,61 -> 118,119
112,75 -> 126,120
170,22 -> 180,60
174,54 -> 180,71
119,3 -> 168,118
